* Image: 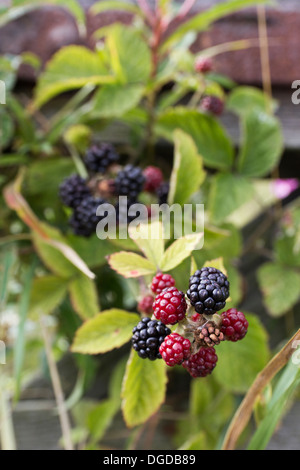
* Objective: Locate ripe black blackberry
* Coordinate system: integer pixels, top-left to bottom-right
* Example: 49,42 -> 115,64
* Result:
69,195 -> 108,237
84,143 -> 119,174
131,317 -> 171,360
156,182 -> 169,205
59,174 -> 91,209
115,164 -> 145,199
187,267 -> 230,315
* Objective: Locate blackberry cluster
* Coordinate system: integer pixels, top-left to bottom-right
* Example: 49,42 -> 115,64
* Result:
85,143 -> 119,174
131,317 -> 171,360
187,267 -> 230,315
59,174 -> 91,209
59,141 -> 172,237
131,268 -> 248,380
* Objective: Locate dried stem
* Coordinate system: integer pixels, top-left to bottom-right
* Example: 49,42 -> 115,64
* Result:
40,317 -> 74,451
222,329 -> 300,450
257,5 -> 272,112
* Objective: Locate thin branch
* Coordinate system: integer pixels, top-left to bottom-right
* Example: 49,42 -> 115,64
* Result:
257,5 -> 272,112
222,329 -> 300,450
177,0 -> 197,20
137,0 -> 155,25
40,316 -> 74,451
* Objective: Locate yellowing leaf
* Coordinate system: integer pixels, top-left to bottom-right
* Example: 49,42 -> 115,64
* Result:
122,349 -> 168,428
71,309 -> 139,355
160,232 -> 203,272
108,252 -> 156,278
128,221 -> 165,269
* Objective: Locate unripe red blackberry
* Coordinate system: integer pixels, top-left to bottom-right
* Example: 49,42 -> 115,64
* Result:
59,174 -> 91,209
84,143 -> 119,174
150,272 -> 176,295
183,346 -> 218,378
221,308 -> 248,342
132,317 -> 171,360
115,164 -> 145,199
200,95 -> 224,116
143,166 -> 163,193
195,56 -> 213,73
153,287 -> 187,325
159,333 -> 191,367
187,267 -> 230,315
138,295 -> 155,315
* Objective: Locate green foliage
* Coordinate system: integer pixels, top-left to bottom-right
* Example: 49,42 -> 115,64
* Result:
122,349 -> 168,428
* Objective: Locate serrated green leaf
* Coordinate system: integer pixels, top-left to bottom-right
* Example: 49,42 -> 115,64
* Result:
160,232 -> 203,272
214,314 -> 270,394
274,235 -> 300,268
92,84 -> 144,118
106,24 -> 151,84
108,252 -> 156,278
156,108 -> 234,170
257,262 -> 300,317
227,86 -> 276,116
128,221 -> 165,269
122,349 -> 167,428
69,274 -> 100,320
237,109 -> 283,177
71,309 -> 139,354
209,172 -> 254,225
34,46 -> 114,107
168,129 -> 206,205
29,275 -> 69,318
87,398 -> 119,444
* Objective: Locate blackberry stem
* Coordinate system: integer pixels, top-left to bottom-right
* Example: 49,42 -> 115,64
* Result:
66,143 -> 88,179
